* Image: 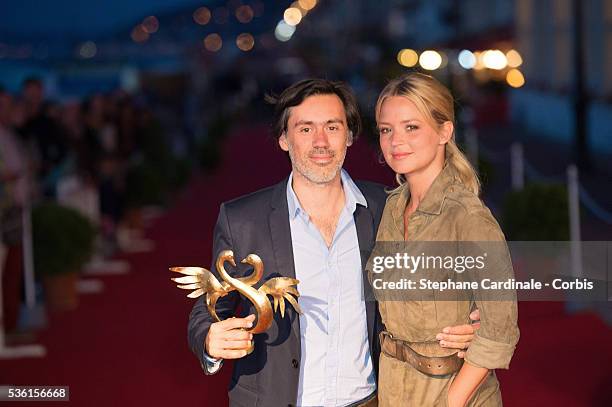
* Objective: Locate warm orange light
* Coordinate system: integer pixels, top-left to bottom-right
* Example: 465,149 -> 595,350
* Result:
284,8 -> 302,26
506,69 -> 525,88
397,49 -> 418,67
473,51 -> 484,70
131,25 -> 149,43
236,33 -> 255,51
506,49 -> 523,68
193,7 -> 211,25
291,1 -> 308,16
204,33 -> 223,52
298,0 -> 317,10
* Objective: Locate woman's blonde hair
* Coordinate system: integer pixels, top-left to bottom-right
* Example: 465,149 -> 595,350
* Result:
375,72 -> 480,196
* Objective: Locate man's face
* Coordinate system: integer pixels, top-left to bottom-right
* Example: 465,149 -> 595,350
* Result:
279,94 -> 352,185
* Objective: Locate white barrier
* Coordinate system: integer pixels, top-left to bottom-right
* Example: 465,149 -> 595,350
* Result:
21,202 -> 36,308
567,165 -> 583,278
0,238 -> 45,359
511,143 -> 524,191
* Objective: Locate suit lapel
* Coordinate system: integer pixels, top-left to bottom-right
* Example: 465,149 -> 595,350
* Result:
268,180 -> 300,342
354,204 -> 377,355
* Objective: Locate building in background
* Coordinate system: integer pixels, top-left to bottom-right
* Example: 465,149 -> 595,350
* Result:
513,0 -> 612,155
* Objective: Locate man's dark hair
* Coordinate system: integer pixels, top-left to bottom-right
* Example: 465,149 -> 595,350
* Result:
266,78 -> 361,140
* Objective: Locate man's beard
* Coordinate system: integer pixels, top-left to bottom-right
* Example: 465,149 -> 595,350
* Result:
287,145 -> 346,185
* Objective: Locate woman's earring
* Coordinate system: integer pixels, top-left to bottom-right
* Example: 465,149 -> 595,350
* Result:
377,151 -> 386,165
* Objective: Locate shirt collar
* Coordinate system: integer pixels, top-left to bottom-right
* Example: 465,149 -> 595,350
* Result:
392,163 -> 460,220
286,169 -> 367,220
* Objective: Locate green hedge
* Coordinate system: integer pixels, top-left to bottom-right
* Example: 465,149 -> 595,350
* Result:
125,118 -> 193,207
33,203 -> 96,276
502,183 -> 570,241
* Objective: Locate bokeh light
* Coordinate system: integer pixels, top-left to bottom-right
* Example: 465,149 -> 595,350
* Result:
397,49 -> 418,67
473,51 -> 485,70
506,69 -> 525,88
482,50 -> 508,70
458,49 -> 476,69
291,2 -> 308,16
419,50 -> 442,70
131,25 -> 150,43
284,8 -> 303,26
79,41 -> 97,59
236,5 -> 254,23
298,0 -> 317,10
193,7 -> 211,25
142,16 -> 159,34
204,33 -> 223,52
506,49 -> 523,68
236,33 -> 255,51
275,20 -> 296,42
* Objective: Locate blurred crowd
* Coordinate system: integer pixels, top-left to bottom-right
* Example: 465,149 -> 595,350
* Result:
0,78 -> 164,334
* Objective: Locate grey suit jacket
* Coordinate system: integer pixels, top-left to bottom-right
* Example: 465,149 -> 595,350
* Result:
188,178 -> 387,407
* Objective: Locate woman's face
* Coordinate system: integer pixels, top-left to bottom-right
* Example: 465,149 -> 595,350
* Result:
377,96 -> 451,177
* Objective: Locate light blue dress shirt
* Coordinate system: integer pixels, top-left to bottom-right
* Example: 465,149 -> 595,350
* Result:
287,169 -> 376,407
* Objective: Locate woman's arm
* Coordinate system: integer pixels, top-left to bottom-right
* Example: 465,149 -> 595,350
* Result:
446,212 -> 519,406
447,361 -> 489,407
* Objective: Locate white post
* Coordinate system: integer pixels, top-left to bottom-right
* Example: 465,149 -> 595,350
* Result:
22,202 -> 36,308
0,243 -> 6,350
465,128 -> 479,167
567,165 -> 583,278
0,225 -> 46,359
511,142 -> 525,190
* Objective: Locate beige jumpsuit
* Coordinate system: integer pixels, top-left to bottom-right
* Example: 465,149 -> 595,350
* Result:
370,165 -> 519,406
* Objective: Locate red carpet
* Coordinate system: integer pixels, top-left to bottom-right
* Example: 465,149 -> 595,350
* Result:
1,128 -> 611,406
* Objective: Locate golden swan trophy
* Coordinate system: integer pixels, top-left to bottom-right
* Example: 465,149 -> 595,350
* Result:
170,250 -> 302,353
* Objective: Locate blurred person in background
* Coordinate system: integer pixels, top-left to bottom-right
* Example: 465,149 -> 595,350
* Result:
18,77 -> 67,198
0,88 -> 32,335
82,94 -> 125,250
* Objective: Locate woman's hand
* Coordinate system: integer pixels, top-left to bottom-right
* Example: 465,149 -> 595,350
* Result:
437,309 -> 480,358
446,361 -> 488,407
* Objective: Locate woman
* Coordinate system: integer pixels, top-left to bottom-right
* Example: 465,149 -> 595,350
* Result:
370,73 -> 519,406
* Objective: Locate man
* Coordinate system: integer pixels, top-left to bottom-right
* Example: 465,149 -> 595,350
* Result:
18,77 -> 67,197
188,79 -> 478,407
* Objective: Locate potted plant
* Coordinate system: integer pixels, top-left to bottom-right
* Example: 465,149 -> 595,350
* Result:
33,203 -> 96,310
502,183 -> 569,241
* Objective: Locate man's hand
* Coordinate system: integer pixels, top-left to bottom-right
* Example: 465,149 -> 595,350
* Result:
436,309 -> 481,358
205,315 -> 255,359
